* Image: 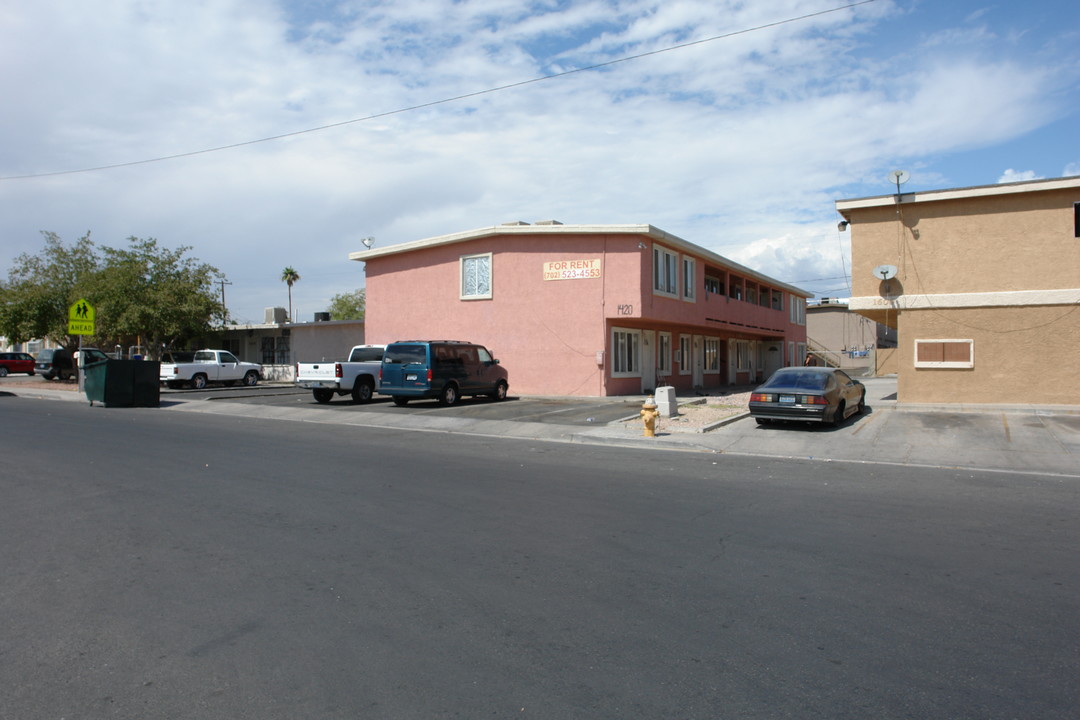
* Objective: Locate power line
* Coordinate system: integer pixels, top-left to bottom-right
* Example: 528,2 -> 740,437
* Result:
1,0 -> 879,181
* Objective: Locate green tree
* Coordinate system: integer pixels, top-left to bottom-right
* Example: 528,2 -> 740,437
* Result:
281,266 -> 300,322
0,232 -> 225,358
326,288 -> 366,321
88,237 -> 225,357
0,231 -> 98,347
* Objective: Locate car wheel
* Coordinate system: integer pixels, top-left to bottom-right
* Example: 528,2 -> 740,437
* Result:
313,388 -> 334,404
191,373 -> 208,390
830,401 -> 846,427
857,394 -> 866,414
438,383 -> 460,406
392,396 -> 410,406
0,367 -> 8,377
243,371 -> 259,386
490,380 -> 508,401
351,378 -> 374,404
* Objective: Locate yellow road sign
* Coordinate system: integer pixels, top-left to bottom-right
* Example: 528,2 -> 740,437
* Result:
68,298 -> 95,335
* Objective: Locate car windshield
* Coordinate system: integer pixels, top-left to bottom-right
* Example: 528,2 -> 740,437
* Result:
762,370 -> 829,391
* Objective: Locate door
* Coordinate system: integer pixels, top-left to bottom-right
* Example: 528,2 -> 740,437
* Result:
641,330 -> 656,393
763,342 -> 783,380
692,335 -> 704,389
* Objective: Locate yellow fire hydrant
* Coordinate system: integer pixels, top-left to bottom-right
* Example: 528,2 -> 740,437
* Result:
641,396 -> 661,437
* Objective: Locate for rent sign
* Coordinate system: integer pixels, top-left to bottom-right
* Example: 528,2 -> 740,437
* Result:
543,258 -> 602,281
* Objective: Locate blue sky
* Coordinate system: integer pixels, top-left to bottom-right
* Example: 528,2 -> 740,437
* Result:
1,0 -> 1078,322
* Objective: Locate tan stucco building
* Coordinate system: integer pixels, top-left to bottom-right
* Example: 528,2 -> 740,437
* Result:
836,176 -> 1080,405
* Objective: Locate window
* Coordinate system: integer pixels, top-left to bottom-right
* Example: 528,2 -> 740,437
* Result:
704,337 -> 720,373
653,246 -> 678,296
704,275 -> 723,295
260,336 -> 290,364
759,286 -> 771,308
915,339 -> 974,369
682,256 -> 696,300
678,335 -> 692,375
746,284 -> 758,304
772,290 -> 783,311
657,332 -> 672,375
789,295 -> 805,325
461,253 -> 492,299
730,276 -> 743,301
1075,202 -> 1079,238
612,328 -> 641,376
735,340 -> 750,371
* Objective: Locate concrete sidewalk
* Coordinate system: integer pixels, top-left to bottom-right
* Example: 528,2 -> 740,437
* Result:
4,378 -> 1078,477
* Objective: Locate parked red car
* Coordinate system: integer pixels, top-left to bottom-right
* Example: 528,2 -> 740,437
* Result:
0,352 -> 36,376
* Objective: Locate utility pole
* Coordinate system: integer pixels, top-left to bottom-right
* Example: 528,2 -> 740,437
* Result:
218,279 -> 233,326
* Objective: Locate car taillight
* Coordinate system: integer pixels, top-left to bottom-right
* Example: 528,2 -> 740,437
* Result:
427,369 -> 433,382
801,395 -> 828,405
750,393 -> 772,402
335,363 -> 343,378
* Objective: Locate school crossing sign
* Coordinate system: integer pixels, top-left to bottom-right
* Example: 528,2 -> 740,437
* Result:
68,298 -> 95,335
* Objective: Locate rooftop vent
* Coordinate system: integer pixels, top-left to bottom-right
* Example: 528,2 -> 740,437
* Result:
535,220 -> 564,225
264,307 -> 288,324
502,221 -> 530,226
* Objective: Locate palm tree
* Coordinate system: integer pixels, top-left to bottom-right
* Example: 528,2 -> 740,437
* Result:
281,266 -> 300,321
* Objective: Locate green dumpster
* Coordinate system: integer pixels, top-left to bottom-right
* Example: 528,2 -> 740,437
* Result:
84,359 -> 161,407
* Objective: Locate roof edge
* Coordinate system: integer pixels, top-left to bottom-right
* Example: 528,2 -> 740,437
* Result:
835,175 -> 1080,214
348,223 -> 813,298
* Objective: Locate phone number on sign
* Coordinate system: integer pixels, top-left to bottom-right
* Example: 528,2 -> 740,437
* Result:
544,267 -> 602,281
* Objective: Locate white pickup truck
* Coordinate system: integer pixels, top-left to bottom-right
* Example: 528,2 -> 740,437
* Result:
295,344 -> 385,404
160,349 -> 262,389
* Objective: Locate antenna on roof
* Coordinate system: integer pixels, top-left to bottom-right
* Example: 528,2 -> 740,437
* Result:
360,236 -> 375,249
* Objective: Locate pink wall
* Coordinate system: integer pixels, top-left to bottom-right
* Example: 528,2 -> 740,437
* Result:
363,230 -> 807,396
365,233 -> 647,395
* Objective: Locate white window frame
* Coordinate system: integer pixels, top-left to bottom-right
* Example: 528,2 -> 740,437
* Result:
653,245 -> 678,298
460,252 -> 492,300
678,334 -> 692,375
611,327 -> 642,377
914,339 -> 975,369
681,256 -> 696,301
704,337 -> 721,373
789,294 -> 805,325
657,332 -> 672,375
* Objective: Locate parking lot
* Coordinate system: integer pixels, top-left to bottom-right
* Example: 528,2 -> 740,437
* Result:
163,382 -> 647,426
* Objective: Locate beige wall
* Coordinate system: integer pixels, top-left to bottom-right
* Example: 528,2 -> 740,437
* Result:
875,347 -> 898,377
848,186 -> 1080,302
898,305 -> 1080,405
841,178 -> 1080,405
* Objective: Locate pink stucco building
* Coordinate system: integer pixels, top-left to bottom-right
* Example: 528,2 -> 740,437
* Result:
350,222 -> 812,397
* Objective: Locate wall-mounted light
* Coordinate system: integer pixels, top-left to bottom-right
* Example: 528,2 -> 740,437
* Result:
637,241 -> 649,249
837,220 -> 850,231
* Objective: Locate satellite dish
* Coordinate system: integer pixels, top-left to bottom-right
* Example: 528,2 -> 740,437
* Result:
873,264 -> 898,281
361,237 -> 375,249
889,169 -> 910,195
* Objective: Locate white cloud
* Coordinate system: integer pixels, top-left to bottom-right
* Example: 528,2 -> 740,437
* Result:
998,169 -> 1041,183
1,0 -> 1077,322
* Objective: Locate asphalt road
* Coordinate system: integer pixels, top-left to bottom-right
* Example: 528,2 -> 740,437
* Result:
2,396 -> 1078,719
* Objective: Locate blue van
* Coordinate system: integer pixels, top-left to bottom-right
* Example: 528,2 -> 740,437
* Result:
379,341 -> 509,406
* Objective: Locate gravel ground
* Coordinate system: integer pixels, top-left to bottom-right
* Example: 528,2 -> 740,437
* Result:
621,389 -> 754,433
